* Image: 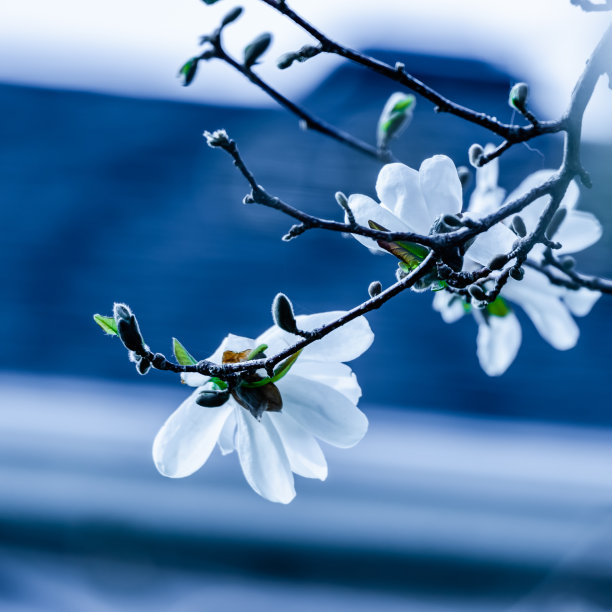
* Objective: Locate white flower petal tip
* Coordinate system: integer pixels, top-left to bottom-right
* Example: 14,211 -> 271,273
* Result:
476,312 -> 522,377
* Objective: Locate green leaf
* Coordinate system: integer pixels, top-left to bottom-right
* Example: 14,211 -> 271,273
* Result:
173,337 -> 198,365
93,314 -> 118,336
486,296 -> 511,317
247,344 -> 268,360
391,96 -> 415,113
242,350 -> 302,388
209,377 -> 228,390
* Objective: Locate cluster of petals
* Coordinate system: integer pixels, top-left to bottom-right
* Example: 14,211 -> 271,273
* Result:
348,153 -> 602,376
153,312 -> 373,503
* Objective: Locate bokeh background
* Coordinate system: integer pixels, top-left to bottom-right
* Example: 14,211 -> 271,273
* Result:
2,1 -> 612,610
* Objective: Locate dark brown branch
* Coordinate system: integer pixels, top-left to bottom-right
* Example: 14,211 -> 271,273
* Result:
260,0 -> 563,145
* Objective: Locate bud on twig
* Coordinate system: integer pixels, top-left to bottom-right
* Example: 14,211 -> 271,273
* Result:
377,92 -> 416,149
272,293 -> 299,334
510,267 -> 524,281
196,388 -> 230,407
488,254 -> 507,271
277,52 -> 297,70
468,285 -> 487,302
136,357 -> 151,375
244,33 -> 272,69
221,6 -> 243,27
561,256 -> 576,271
203,129 -> 230,148
113,303 -> 145,353
511,215 -> 527,237
509,82 -> 529,110
468,144 -> 484,168
368,281 -> 382,298
178,58 -> 199,87
335,191 -> 356,225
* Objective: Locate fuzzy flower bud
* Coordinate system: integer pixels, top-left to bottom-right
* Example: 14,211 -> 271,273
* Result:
509,82 -> 529,110
468,144 -> 484,168
272,293 -> 298,334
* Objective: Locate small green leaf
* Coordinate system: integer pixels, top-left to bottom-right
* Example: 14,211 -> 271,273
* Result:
487,296 -> 511,317
242,350 -> 302,388
391,96 -> 415,113
209,377 -> 229,390
178,58 -> 199,86
247,344 -> 268,360
173,337 -> 198,365
93,314 -> 118,336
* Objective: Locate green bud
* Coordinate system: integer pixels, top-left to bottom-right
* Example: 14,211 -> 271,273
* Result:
468,144 -> 484,168
244,32 -> 272,69
510,267 -> 524,281
468,285 -> 487,302
178,57 -> 199,86
509,82 -> 529,110
368,281 -> 382,298
511,215 -> 527,237
195,388 -> 230,407
221,6 -> 243,26
545,207 -> 567,240
272,292 -> 298,334
377,92 -> 416,149
488,254 -> 507,271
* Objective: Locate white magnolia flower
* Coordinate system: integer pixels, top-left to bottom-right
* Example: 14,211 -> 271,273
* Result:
153,312 -> 374,504
441,150 -> 602,375
348,153 -> 601,376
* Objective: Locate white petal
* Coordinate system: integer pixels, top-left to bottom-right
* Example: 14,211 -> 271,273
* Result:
476,145 -> 500,192
469,186 -> 506,216
257,311 -> 374,363
375,163 -> 431,234
554,210 -> 602,254
290,359 -> 362,403
278,375 -> 368,448
207,334 -> 255,365
419,155 -> 463,222
181,372 -> 208,387
217,409 -> 236,455
153,392 -> 233,478
347,193 -> 411,253
432,290 -> 466,324
476,311 -> 522,376
503,275 -> 578,350
465,221 -> 516,267
235,409 -> 295,504
269,412 -> 328,480
563,288 -> 601,317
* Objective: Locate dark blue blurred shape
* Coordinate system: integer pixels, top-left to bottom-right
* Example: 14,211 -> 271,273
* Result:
1,51 -> 611,424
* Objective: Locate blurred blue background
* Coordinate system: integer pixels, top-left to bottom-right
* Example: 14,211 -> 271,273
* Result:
2,4 -> 612,610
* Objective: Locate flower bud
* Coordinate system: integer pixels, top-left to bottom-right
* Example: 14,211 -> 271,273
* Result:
510,267 -> 524,281
545,207 -> 567,240
203,129 -> 230,148
221,6 -> 243,26
244,32 -> 272,69
277,52 -> 297,70
468,285 -> 487,302
442,214 -> 463,228
368,281 -> 382,298
196,388 -> 230,407
113,303 -> 145,353
178,57 -> 199,87
272,293 -> 298,334
561,256 -> 576,270
377,92 -> 415,149
488,254 -> 507,271
136,357 -> 151,375
468,144 -> 484,168
509,82 -> 529,110
511,215 -> 527,237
